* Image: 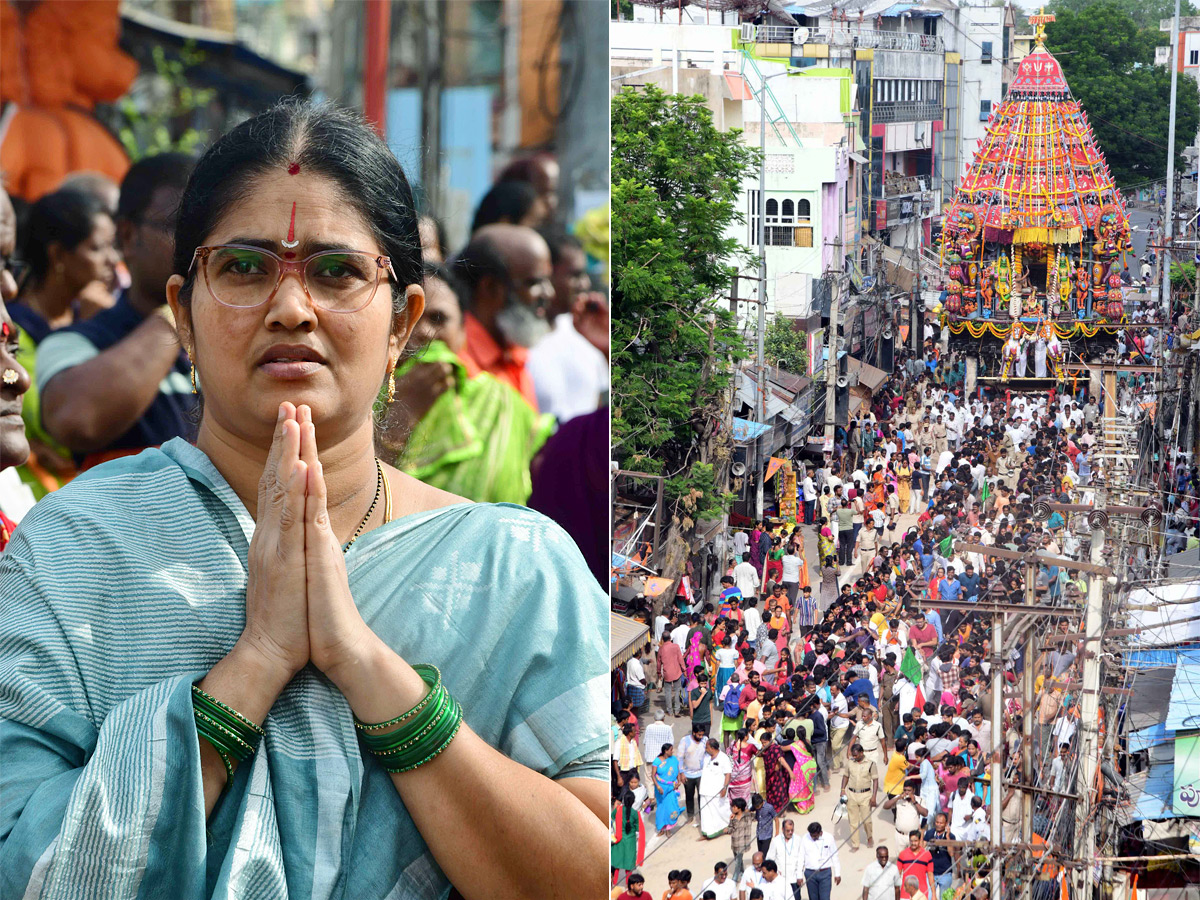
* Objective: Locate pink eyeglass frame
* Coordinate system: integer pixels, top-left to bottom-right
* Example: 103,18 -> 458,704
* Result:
188,243 -> 398,313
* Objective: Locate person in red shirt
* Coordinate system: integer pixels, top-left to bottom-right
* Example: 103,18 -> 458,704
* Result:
658,637 -> 687,717
615,872 -> 647,899
896,830 -> 934,900
451,224 -> 554,410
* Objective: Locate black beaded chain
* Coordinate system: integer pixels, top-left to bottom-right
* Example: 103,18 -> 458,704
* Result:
342,459 -> 384,553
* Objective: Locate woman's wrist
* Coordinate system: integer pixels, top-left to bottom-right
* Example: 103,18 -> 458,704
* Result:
325,632 -> 429,723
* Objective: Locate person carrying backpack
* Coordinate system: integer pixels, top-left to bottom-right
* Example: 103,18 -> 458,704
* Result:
720,675 -> 746,744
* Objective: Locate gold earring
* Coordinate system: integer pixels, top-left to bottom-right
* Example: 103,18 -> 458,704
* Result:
190,363 -> 198,394
386,371 -> 395,404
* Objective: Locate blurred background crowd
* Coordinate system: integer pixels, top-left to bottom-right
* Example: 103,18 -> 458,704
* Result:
0,0 -> 609,584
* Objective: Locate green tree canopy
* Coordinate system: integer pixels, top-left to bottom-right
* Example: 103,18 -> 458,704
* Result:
1046,1 -> 1200,188
611,85 -> 757,522
764,314 -> 809,374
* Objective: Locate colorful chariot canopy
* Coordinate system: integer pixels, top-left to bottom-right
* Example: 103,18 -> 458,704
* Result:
941,11 -> 1130,249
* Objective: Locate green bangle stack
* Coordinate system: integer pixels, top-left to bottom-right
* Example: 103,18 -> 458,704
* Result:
353,664 -> 464,774
192,684 -> 266,781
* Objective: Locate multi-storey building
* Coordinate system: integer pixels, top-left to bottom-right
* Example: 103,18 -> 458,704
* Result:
737,0 -> 961,263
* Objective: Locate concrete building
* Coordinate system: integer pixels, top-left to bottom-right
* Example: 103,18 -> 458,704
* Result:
1157,17 -> 1200,174
943,4 -> 1017,181
737,0 -> 960,261
611,21 -> 863,325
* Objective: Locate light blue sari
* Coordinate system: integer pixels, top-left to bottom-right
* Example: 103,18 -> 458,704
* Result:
653,755 -> 683,832
0,439 -> 608,899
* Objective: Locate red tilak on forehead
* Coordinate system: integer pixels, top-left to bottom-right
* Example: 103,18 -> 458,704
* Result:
282,201 -> 299,249
288,163 -> 300,175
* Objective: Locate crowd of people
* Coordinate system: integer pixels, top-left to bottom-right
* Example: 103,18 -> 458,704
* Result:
0,141 -> 609,583
610,337 -> 1134,900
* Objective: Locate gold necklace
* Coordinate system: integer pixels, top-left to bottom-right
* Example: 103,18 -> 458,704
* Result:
342,459 -> 384,552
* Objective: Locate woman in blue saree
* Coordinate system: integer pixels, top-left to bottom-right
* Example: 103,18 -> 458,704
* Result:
652,744 -> 683,833
0,102 -> 608,899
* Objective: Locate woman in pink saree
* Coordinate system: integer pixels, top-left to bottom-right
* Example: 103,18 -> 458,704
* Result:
779,732 -> 818,814
685,629 -> 709,693
728,729 -> 757,804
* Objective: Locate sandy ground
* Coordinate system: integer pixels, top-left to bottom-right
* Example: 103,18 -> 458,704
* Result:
625,513 -> 923,899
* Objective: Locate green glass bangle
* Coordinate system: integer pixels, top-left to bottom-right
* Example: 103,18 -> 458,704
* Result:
353,664 -> 442,732
377,696 -> 462,771
381,706 -> 464,774
368,694 -> 456,757
194,709 -> 255,760
360,685 -> 451,753
193,685 -> 266,737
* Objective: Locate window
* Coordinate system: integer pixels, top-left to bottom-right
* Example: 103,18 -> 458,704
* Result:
794,226 -> 814,248
1191,49 -> 1199,66
797,198 -> 812,220
766,198 -> 779,217
980,99 -> 992,122
767,226 -> 794,246
781,199 -> 795,221
981,41 -> 993,63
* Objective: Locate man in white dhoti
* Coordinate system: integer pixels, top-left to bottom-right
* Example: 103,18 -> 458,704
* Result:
1016,342 -> 1028,377
1034,338 -> 1048,378
699,738 -> 732,839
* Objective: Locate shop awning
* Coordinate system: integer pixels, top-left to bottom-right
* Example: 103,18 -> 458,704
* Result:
732,417 -> 771,443
611,613 -> 649,669
849,152 -> 869,165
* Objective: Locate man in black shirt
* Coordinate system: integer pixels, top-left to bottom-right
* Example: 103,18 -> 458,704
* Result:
925,811 -> 957,896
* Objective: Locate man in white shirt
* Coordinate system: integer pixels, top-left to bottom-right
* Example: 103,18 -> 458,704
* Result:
525,232 -> 608,422
757,861 -> 789,900
862,845 -> 903,900
699,862 -> 740,900
950,779 -> 975,833
781,548 -> 804,606
733,529 -> 750,559
1050,743 -> 1071,793
767,819 -> 805,893
743,598 -> 764,648
734,553 -> 761,602
799,822 -> 841,900
738,852 -> 767,900
671,619 -> 691,652
644,709 -> 675,763
626,652 -> 647,708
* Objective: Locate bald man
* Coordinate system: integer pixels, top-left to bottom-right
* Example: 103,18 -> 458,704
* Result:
450,223 -> 553,410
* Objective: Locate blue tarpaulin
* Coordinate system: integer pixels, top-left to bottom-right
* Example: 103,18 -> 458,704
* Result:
1166,664 -> 1200,732
732,418 -> 771,443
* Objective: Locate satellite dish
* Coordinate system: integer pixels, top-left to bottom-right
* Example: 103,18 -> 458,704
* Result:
836,375 -> 849,388
732,462 -> 747,477
792,26 -> 810,45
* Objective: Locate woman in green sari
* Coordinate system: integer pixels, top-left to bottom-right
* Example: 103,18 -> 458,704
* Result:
0,101 -> 606,899
381,263 -> 554,503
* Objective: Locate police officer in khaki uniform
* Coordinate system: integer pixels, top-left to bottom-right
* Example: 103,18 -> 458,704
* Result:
856,705 -> 889,774
840,742 -> 879,851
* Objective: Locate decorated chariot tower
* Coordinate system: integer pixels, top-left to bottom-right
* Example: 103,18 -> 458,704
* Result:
938,10 -> 1133,384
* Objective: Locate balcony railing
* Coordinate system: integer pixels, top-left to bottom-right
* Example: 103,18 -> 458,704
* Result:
740,23 -> 944,54
872,101 -> 943,123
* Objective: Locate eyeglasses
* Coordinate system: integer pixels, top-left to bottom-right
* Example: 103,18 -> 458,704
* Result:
0,254 -> 29,288
189,244 -> 397,313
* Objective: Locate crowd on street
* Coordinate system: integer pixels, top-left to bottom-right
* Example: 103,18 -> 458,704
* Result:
608,329 -> 1188,900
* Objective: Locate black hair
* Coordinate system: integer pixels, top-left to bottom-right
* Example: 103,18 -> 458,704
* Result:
172,100 -> 422,318
762,861 -> 778,874
622,789 -> 635,830
116,152 -> 194,224
21,187 -> 109,285
470,180 -> 538,233
535,224 -> 582,266
450,232 -> 514,310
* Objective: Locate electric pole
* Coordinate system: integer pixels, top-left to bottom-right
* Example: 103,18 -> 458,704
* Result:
1162,0 -> 1181,317
1075,506 -> 1107,898
824,276 -> 841,448
755,72 -> 768,522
